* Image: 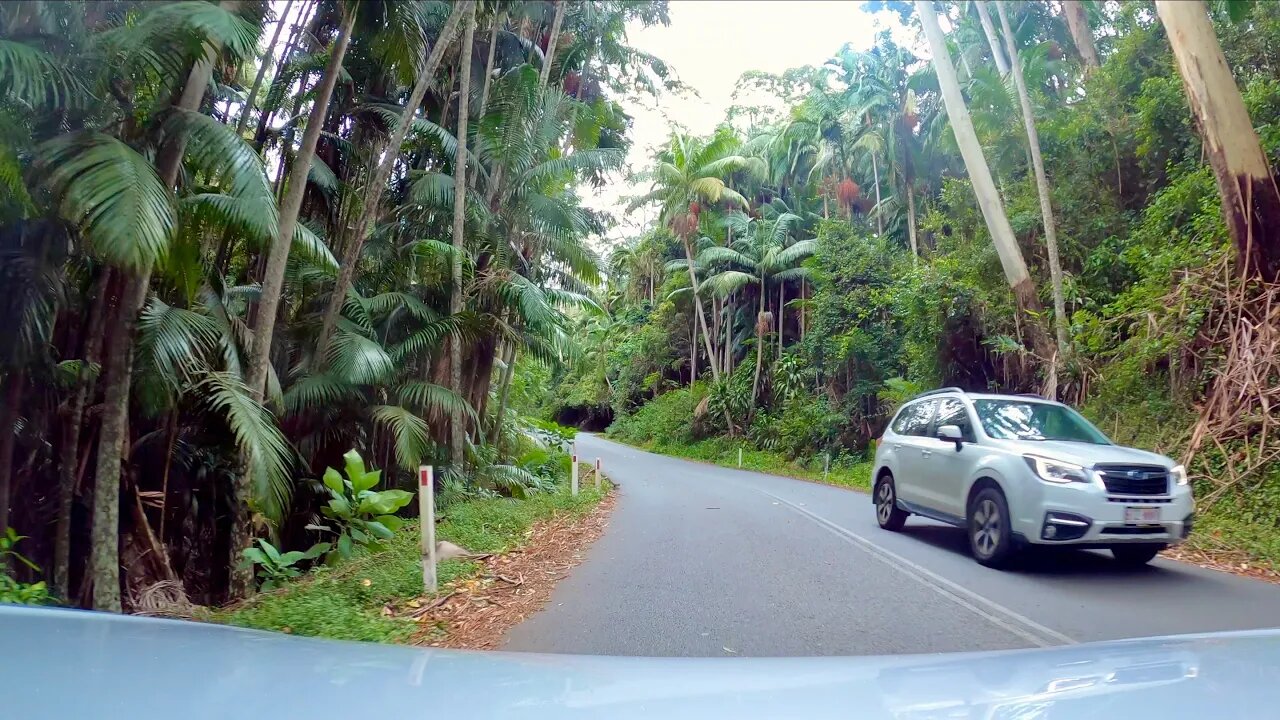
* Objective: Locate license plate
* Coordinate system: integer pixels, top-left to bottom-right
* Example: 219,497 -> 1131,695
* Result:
1124,507 -> 1161,525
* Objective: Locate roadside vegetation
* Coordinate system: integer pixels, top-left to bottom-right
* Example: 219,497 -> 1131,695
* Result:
217,473 -> 609,644
0,0 -> 670,611
539,1 -> 1280,570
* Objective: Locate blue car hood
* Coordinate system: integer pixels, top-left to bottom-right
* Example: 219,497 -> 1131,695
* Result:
4,606 -> 1280,718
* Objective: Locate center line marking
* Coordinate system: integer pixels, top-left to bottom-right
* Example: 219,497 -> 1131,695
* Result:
762,490 -> 1076,648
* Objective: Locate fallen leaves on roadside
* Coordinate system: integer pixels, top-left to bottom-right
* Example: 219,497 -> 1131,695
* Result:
1163,541 -> 1280,584
401,489 -> 617,650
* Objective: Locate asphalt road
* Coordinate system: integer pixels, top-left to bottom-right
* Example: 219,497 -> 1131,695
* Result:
503,434 -> 1280,657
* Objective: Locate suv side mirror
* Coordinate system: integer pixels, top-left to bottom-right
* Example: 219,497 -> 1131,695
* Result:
937,424 -> 964,450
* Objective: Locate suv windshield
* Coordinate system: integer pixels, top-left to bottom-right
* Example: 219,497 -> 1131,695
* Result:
973,400 -> 1112,444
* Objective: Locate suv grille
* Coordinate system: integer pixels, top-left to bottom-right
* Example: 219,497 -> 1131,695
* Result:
1096,464 -> 1169,495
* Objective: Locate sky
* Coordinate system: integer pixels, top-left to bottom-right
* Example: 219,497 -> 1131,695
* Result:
585,0 -> 904,249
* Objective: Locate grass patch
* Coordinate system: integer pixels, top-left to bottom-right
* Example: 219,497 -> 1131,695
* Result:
619,435 -> 873,492
213,480 -> 610,643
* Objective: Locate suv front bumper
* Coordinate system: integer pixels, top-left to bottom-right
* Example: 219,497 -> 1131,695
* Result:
1015,481 -> 1195,547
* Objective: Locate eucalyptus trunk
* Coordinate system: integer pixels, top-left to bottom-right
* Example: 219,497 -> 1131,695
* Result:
315,2 -> 468,358
998,2 -> 1069,357
450,4 -> 477,467
916,0 -> 1054,360
871,151 -> 883,235
750,279 -> 766,408
1062,0 -> 1100,69
1156,0 -> 1280,283
974,1 -> 1010,75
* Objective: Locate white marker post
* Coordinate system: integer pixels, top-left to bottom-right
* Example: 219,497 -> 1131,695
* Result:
418,465 -> 437,593
738,447 -> 743,468
571,452 -> 579,496
594,458 -> 602,490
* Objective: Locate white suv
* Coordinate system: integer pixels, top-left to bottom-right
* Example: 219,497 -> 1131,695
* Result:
871,388 -> 1195,568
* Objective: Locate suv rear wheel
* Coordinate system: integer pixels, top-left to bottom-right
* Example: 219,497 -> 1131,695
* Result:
969,487 -> 1015,568
1110,544 -> 1164,567
875,474 -> 909,531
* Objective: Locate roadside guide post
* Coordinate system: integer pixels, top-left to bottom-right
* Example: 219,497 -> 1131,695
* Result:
738,447 -> 743,468
571,451 -> 579,496
418,465 -> 437,593
594,458 -> 602,490
823,452 -> 830,482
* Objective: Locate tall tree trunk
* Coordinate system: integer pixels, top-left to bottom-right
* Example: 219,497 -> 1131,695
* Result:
906,184 -> 919,259
777,281 -> 785,359
254,0 -> 314,149
0,370 -> 23,541
539,1 -> 566,90
491,343 -> 517,448
682,237 -> 720,383
234,7 -> 355,599
54,272 -> 110,598
998,2 -> 1069,356
236,0 -> 294,137
691,313 -> 698,384
316,3 -> 468,358
974,1 -> 1010,75
871,151 -> 883,235
1062,0 -> 1100,69
750,280 -> 766,408
450,4 -> 477,467
916,0 -> 1054,360
91,2 -> 235,611
1157,0 -> 1280,284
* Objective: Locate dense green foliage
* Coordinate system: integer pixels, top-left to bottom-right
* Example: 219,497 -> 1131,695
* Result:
545,2 -> 1280,564
0,0 -> 670,610
220,478 -> 609,643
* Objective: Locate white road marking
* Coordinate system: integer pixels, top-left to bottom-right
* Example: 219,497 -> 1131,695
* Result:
762,490 -> 1077,648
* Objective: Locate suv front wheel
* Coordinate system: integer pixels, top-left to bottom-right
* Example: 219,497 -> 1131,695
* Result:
969,487 -> 1015,568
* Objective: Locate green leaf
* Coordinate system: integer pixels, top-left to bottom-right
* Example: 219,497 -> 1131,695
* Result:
342,450 -> 367,488
371,404 -> 433,471
259,539 -> 281,564
36,133 -> 176,271
0,39 -> 80,108
357,489 -> 413,515
375,515 -> 404,532
278,551 -> 305,565
349,527 -> 368,543
322,467 -> 345,494
364,521 -> 393,540
300,542 -> 331,560
337,533 -> 354,559
241,547 -> 269,565
327,495 -> 351,518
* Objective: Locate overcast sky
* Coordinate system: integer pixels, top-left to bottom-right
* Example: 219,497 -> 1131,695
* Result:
585,0 -> 907,249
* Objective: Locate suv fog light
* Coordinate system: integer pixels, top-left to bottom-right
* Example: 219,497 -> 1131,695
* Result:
1042,512 -> 1092,541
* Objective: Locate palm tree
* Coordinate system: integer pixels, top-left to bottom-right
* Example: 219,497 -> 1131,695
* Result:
630,129 -> 765,385
699,206 -> 815,407
450,3 -> 478,468
915,0 -> 1055,364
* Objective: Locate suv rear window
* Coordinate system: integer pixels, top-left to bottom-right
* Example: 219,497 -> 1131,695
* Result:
891,400 -> 936,437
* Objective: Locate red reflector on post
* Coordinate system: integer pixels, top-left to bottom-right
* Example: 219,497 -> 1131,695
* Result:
419,466 -> 431,486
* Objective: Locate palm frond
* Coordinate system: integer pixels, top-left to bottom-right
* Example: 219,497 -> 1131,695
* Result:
371,405 -> 432,471
702,270 -> 758,296
397,381 -> 478,423
197,371 -> 295,526
137,296 -> 221,382
283,373 -> 361,416
326,328 -> 394,385
36,133 -> 176,271
0,39 -> 79,108
163,110 -> 273,201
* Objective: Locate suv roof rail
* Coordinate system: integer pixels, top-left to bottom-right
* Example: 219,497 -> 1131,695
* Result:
912,387 -> 965,400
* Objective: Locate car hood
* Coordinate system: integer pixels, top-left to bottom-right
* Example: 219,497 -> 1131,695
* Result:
6,607 -> 1280,718
1017,440 -> 1173,469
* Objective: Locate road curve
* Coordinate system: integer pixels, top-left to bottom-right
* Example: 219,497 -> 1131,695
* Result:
503,434 -> 1280,657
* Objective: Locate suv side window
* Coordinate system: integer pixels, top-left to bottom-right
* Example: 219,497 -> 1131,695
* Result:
891,400 -> 937,437
932,397 -> 975,442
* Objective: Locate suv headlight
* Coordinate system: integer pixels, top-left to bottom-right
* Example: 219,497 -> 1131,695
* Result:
1171,464 -> 1189,486
1023,455 -> 1091,484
